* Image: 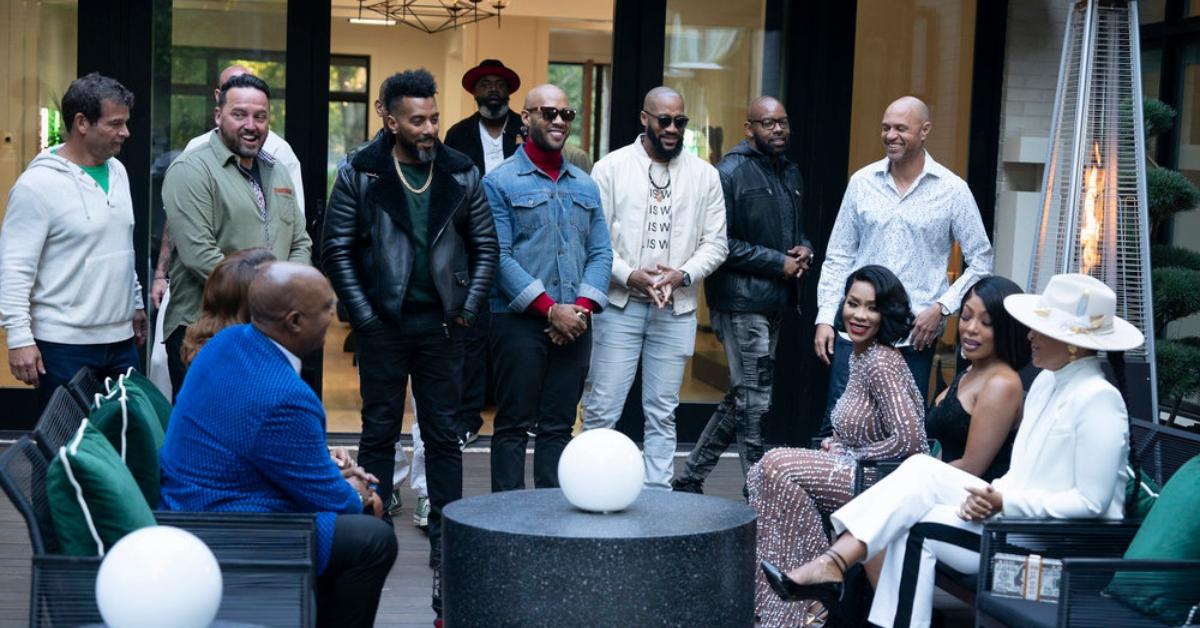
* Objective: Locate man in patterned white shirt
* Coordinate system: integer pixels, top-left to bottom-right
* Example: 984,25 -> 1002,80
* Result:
814,96 -> 992,433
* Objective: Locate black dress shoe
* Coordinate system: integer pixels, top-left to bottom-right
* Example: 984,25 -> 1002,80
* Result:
760,560 -> 844,606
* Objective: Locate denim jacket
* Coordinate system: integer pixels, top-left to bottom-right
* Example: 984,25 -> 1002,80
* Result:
482,146 -> 613,314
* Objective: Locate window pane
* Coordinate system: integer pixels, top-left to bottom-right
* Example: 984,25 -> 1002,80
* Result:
1141,0 -> 1167,23
327,101 -> 368,194
1169,43 -> 1200,338
330,63 -> 368,93
664,0 -> 769,403
548,63 -> 585,150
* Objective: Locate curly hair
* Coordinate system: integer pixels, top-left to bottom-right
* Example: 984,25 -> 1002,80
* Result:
838,265 -> 914,346
180,247 -> 276,366
381,69 -> 438,114
963,276 -> 1031,371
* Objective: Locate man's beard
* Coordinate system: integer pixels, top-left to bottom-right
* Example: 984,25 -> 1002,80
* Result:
396,132 -> 436,163
476,95 -> 510,121
645,126 -> 684,160
752,134 -> 788,156
220,126 -> 261,159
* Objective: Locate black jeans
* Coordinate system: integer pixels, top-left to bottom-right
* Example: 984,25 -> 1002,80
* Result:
34,338 -> 140,411
458,303 -> 490,436
316,514 -> 398,628
489,313 -> 592,492
355,311 -> 465,561
165,325 -> 187,401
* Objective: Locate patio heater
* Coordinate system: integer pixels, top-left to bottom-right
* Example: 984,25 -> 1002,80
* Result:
1030,0 -> 1157,419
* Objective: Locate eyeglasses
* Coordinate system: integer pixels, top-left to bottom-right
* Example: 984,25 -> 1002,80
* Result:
748,117 -> 790,130
643,111 -> 689,130
526,106 -> 577,123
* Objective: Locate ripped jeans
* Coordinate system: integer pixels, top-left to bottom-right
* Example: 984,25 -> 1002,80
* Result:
676,310 -> 782,485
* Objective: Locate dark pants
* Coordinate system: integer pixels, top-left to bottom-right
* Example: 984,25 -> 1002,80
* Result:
165,325 -> 187,401
355,311 -> 464,565
34,338 -> 140,411
674,311 -> 782,488
457,303 -> 490,437
489,313 -> 592,492
818,334 -> 934,436
316,514 -> 398,628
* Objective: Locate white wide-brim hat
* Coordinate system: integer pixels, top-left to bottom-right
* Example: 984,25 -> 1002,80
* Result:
1003,273 -> 1144,352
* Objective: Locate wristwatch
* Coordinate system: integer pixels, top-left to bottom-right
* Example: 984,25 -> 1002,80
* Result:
939,303 -> 951,317
680,271 -> 692,287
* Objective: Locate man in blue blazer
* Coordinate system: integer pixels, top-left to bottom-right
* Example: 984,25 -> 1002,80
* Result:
160,262 -> 397,628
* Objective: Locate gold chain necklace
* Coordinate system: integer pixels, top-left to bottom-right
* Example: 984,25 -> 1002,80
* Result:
394,152 -> 433,194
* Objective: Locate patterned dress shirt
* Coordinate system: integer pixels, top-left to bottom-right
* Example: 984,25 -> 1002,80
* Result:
816,151 -> 993,329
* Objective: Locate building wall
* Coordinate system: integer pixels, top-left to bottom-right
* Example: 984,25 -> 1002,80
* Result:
993,0 -> 1068,288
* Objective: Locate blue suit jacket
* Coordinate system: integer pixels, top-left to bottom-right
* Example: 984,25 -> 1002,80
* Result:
159,324 -> 360,573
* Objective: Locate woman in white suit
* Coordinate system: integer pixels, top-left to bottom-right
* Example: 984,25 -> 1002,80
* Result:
761,273 -> 1144,628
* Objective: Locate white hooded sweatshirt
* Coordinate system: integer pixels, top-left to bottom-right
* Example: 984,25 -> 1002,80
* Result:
0,149 -> 143,349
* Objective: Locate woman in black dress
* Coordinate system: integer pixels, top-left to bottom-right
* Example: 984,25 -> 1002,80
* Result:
925,275 -> 1030,481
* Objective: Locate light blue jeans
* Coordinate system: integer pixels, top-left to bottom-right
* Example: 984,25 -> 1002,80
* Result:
581,300 -> 697,488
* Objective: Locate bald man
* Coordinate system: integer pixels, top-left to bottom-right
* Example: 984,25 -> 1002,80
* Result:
160,262 -> 397,628
672,96 -> 811,492
482,83 -> 613,492
160,69 -> 311,397
814,96 -> 993,433
583,86 -> 727,489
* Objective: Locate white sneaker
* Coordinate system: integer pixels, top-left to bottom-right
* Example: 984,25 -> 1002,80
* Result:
413,496 -> 430,528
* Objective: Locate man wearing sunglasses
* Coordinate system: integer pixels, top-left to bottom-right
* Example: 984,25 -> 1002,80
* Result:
582,86 -> 728,489
482,84 -> 613,493
672,96 -> 813,493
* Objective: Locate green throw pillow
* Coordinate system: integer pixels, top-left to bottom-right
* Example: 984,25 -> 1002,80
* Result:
1126,465 -> 1161,520
1107,455 -> 1200,624
107,368 -> 172,432
89,378 -> 165,508
46,420 -> 157,556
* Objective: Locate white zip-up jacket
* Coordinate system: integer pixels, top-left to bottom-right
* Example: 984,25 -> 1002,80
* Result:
591,137 -> 728,315
0,149 -> 143,349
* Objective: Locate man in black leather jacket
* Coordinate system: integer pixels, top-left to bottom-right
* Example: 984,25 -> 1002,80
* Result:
321,69 -> 497,619
672,96 -> 813,493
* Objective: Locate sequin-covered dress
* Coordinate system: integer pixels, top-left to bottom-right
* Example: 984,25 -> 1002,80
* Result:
747,342 -> 928,627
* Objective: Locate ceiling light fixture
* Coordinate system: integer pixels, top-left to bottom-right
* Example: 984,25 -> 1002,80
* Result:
353,0 -> 508,34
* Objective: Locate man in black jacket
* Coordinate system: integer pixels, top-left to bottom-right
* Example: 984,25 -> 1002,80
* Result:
322,69 -> 498,618
672,96 -> 812,493
442,59 -> 523,448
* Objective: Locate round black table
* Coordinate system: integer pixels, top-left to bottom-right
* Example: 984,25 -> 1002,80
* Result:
442,488 -> 757,627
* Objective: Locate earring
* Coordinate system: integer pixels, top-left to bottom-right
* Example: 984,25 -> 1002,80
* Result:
1067,344 -> 1078,361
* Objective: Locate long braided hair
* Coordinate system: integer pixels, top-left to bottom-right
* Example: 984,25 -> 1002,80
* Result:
1106,351 -> 1140,518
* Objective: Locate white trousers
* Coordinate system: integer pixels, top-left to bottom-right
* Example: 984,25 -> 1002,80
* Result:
392,386 -> 427,498
830,455 -> 988,628
580,302 -> 696,488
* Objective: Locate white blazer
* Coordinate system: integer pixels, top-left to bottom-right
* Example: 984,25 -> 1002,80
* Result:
590,138 -> 728,315
993,356 -> 1129,519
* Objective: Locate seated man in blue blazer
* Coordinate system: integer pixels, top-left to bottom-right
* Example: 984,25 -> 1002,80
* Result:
160,262 -> 397,628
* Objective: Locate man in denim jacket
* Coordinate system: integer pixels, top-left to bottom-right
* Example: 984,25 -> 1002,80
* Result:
482,84 -> 613,491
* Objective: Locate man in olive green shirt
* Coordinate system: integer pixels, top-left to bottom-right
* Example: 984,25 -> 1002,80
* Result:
162,73 -> 311,395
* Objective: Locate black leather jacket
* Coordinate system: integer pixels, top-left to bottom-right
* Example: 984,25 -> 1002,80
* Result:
704,140 -> 812,313
322,132 -> 498,331
443,111 -> 524,176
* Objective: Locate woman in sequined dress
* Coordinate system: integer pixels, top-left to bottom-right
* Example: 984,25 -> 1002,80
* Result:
748,265 -> 929,627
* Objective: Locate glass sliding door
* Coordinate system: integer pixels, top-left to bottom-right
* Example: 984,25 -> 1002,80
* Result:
0,0 -> 78,425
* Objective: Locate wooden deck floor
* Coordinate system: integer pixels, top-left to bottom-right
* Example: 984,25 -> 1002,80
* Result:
0,448 -> 973,627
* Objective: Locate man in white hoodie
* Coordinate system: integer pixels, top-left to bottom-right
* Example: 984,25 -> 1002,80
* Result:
0,73 -> 146,409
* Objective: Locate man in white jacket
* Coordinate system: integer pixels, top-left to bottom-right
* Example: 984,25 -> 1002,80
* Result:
582,86 -> 728,488
0,73 -> 146,409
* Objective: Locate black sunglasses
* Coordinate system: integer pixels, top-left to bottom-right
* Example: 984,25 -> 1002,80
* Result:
526,106 -> 577,123
644,111 -> 689,130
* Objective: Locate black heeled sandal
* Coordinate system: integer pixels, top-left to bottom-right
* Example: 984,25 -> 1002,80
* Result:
761,548 -> 848,606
